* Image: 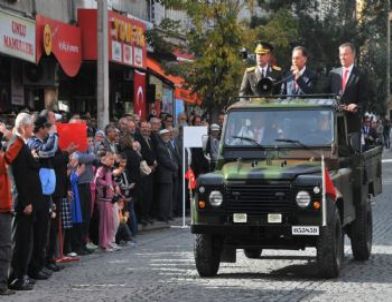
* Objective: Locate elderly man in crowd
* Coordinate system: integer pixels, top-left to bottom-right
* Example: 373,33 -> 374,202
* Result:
156,129 -> 178,223
102,124 -> 119,153
135,121 -> 157,225
8,113 -> 41,290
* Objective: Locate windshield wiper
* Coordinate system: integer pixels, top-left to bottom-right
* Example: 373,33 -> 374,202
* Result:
230,135 -> 264,149
275,138 -> 310,150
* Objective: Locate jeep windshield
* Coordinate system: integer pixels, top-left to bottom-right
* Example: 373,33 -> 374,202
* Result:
224,108 -> 334,148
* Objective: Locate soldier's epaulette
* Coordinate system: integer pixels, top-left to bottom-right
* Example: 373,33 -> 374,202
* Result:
246,67 -> 256,72
272,65 -> 282,71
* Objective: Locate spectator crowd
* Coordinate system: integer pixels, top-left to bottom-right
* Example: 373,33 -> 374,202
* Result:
0,109 -> 224,295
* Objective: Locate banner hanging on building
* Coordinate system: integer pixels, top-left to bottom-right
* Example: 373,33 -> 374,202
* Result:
36,15 -> 82,77
133,70 -> 146,120
0,10 -> 36,63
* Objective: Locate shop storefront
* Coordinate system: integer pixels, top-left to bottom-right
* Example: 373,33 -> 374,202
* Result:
77,9 -> 148,119
146,57 -> 201,123
0,9 -> 35,112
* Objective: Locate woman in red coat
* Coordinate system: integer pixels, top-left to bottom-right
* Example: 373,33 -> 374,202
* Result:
0,122 -> 24,295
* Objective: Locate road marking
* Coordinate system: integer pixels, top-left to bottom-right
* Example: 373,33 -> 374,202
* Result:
382,159 -> 392,163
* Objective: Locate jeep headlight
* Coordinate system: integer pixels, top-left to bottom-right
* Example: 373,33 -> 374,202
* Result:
209,190 -> 223,207
296,191 -> 311,208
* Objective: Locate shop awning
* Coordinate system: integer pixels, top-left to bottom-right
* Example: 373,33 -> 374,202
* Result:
147,58 -> 201,105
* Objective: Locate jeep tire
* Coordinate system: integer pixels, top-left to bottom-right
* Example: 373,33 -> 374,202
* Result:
316,201 -> 344,278
194,234 -> 222,277
244,249 -> 262,259
350,198 -> 372,261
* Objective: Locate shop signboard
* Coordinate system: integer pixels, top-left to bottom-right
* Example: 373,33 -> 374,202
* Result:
0,10 -> 36,63
78,9 -> 146,69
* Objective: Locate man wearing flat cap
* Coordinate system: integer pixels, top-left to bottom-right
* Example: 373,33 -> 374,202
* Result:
26,115 -> 58,280
156,129 -> 178,222
239,42 -> 282,97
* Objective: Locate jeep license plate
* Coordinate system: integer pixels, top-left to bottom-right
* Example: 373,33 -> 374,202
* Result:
292,226 -> 320,236
233,213 -> 247,223
268,213 -> 282,224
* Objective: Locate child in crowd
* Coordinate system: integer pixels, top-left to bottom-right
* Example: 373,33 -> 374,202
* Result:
64,154 -> 85,256
113,153 -> 138,236
114,198 -> 133,245
94,151 -> 117,252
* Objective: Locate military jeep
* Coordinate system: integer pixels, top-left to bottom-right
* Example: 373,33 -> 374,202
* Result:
191,97 -> 382,278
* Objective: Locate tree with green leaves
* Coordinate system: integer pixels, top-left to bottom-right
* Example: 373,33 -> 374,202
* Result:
148,1 -> 259,115
150,0 -> 388,115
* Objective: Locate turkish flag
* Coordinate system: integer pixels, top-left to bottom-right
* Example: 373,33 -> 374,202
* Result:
133,70 -> 146,120
324,168 -> 337,200
185,168 -> 197,190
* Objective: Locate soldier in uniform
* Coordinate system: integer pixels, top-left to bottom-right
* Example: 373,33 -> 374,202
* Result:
239,42 -> 282,97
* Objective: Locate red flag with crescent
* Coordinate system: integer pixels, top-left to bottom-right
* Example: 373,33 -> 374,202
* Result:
185,168 -> 197,190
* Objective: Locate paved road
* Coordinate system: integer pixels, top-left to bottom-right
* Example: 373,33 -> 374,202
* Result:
5,152 -> 392,302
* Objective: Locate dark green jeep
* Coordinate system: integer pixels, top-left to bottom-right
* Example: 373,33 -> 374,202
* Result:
191,98 -> 382,278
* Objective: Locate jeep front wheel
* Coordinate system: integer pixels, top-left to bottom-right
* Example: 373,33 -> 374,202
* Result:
244,248 -> 262,259
194,234 -> 222,277
316,202 -> 344,278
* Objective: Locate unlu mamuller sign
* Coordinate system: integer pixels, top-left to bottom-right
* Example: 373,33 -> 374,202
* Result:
0,10 -> 36,63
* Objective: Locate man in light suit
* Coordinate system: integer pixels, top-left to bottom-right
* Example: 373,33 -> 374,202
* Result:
326,42 -> 368,151
281,46 -> 317,96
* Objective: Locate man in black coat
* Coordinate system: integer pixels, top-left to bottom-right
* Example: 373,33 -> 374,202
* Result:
156,129 -> 178,222
326,42 -> 368,151
281,46 -> 317,96
9,113 -> 40,290
135,121 -> 157,225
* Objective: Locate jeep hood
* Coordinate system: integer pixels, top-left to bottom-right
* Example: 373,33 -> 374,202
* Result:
221,159 -> 320,181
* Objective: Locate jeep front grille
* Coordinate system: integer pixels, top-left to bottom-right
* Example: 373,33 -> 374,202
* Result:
225,183 -> 294,214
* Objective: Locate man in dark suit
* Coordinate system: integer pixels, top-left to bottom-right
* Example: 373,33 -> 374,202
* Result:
9,113 -> 41,290
135,121 -> 157,225
281,46 -> 317,96
326,42 -> 368,152
156,129 -> 178,222
239,42 -> 282,97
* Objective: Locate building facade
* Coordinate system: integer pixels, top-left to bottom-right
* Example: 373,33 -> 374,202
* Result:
0,0 -> 195,120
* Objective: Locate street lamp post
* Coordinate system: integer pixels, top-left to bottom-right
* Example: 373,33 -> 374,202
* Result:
97,0 -> 110,129
387,1 -> 391,118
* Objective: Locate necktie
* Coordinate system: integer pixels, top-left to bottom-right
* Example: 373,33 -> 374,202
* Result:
166,143 -> 172,159
341,68 -> 349,91
145,137 -> 151,149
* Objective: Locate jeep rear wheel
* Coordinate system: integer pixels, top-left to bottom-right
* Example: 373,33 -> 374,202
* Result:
244,248 -> 262,259
194,234 -> 222,277
350,198 -> 373,261
317,202 -> 344,278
